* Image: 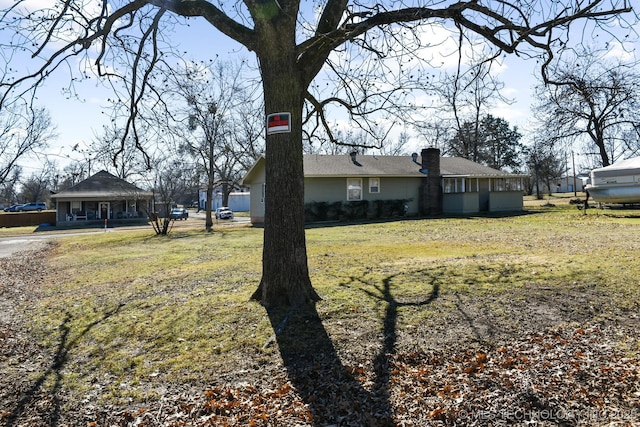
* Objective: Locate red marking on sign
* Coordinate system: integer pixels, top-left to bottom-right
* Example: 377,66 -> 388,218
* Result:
266,112 -> 291,134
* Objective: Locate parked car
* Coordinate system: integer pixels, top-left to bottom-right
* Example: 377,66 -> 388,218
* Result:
215,206 -> 234,220
169,207 -> 189,220
3,204 -> 22,212
17,202 -> 46,212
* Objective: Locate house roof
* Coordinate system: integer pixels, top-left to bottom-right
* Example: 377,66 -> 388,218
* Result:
51,170 -> 153,200
243,154 -> 522,183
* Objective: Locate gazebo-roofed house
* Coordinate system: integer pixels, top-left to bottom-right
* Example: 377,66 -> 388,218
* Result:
51,170 -> 153,225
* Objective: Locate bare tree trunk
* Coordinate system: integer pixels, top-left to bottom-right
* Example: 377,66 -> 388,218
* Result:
250,52 -> 320,308
205,183 -> 213,231
222,182 -> 229,206
205,154 -> 214,231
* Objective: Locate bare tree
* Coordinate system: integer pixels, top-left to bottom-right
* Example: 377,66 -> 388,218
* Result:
160,59 -> 258,230
307,124 -> 407,155
1,0 -> 636,308
525,138 -> 565,199
148,155 -> 191,235
90,123 -> 154,180
413,119 -> 453,151
0,167 -> 22,205
233,95 -> 265,170
535,49 -> 640,167
18,158 -> 60,204
0,102 -> 56,187
427,59 -> 513,161
378,129 -> 413,156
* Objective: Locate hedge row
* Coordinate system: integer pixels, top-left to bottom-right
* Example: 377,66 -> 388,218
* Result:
304,199 -> 410,222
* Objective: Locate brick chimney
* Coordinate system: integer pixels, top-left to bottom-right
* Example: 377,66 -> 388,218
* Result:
419,148 -> 442,215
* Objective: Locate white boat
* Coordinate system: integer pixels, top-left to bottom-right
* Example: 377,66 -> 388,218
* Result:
585,157 -> 640,204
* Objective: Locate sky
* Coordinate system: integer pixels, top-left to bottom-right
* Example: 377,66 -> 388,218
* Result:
3,2 -> 638,176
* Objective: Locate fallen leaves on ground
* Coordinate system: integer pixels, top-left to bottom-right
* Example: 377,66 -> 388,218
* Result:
40,325 -> 636,427
2,247 -> 639,426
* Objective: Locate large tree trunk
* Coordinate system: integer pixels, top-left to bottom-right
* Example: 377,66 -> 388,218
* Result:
250,45 -> 320,308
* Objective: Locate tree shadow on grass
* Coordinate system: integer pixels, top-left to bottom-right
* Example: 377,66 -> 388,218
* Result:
266,305 -> 391,426
265,271 -> 439,426
363,274 -> 440,409
5,303 -> 125,427
453,292 -> 497,347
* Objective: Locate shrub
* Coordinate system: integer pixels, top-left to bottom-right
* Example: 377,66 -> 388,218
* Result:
305,199 -> 411,223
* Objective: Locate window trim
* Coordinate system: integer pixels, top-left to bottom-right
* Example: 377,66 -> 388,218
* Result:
369,177 -> 380,194
347,178 -> 363,201
491,177 -> 523,192
443,178 -> 479,194
71,200 -> 82,213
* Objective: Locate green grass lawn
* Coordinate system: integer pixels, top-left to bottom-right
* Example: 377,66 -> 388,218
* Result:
10,199 -> 640,416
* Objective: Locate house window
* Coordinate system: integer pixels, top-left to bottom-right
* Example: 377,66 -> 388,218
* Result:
369,178 -> 380,193
347,178 -> 362,201
444,178 -> 462,193
261,183 -> 266,203
465,178 -> 478,193
491,178 -> 523,191
443,178 -> 477,194
71,201 -> 82,213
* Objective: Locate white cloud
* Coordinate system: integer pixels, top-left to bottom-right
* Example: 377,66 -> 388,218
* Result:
603,40 -> 637,63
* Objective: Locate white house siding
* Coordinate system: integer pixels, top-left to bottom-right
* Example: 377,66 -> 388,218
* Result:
247,183 -> 265,223
229,193 -> 250,211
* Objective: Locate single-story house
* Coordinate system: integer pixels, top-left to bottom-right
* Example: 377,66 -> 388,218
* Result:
241,148 -> 525,224
50,170 -> 154,225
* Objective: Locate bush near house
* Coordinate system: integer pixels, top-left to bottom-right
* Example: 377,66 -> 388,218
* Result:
305,199 -> 410,222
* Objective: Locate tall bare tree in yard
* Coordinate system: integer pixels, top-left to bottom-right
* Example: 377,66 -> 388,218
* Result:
1,0 -> 636,308
433,61 -> 512,162
148,155 -> 191,235
535,49 -> 640,167
161,59 -> 259,231
0,167 -> 21,205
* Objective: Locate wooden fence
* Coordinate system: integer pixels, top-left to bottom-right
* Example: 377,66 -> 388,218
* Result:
0,211 -> 57,228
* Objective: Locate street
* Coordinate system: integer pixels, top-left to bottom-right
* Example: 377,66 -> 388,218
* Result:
0,212 -> 250,258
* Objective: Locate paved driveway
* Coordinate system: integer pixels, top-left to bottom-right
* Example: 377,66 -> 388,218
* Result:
0,231 -> 105,259
0,215 -> 250,258
0,236 -> 52,258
